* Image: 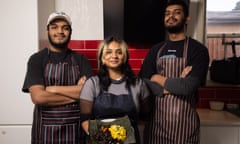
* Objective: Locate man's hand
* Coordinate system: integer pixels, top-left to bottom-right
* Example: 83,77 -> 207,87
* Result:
180,66 -> 192,78
151,66 -> 192,95
44,75 -> 88,101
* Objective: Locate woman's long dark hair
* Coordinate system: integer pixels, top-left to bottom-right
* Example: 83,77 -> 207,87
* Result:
97,36 -> 138,91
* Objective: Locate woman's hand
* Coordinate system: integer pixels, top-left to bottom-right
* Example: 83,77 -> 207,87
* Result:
81,120 -> 89,135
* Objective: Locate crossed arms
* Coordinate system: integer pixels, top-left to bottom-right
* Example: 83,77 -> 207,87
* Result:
29,76 -> 86,106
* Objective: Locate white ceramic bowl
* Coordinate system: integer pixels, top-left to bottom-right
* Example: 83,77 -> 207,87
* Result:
226,103 -> 239,110
209,101 -> 224,111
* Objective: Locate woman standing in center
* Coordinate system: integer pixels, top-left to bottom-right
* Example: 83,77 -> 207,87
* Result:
79,36 -> 151,144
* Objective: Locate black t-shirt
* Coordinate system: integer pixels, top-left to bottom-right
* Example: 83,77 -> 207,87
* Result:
22,48 -> 93,92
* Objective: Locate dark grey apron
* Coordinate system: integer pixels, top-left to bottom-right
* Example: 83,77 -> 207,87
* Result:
147,38 -> 200,144
31,51 -> 85,144
92,79 -> 140,144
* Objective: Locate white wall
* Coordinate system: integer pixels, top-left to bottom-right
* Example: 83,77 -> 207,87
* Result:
0,0 -> 36,124
0,0 -> 38,143
55,0 -> 104,40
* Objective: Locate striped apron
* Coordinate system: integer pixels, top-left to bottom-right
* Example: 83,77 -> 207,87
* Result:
93,84 -> 140,144
31,54 -> 85,144
147,38 -> 200,144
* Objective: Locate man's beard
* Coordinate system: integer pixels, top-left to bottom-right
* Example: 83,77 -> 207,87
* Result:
165,18 -> 186,34
48,34 -> 71,50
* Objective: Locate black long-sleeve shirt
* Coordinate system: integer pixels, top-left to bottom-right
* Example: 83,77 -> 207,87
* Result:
139,37 -> 209,98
